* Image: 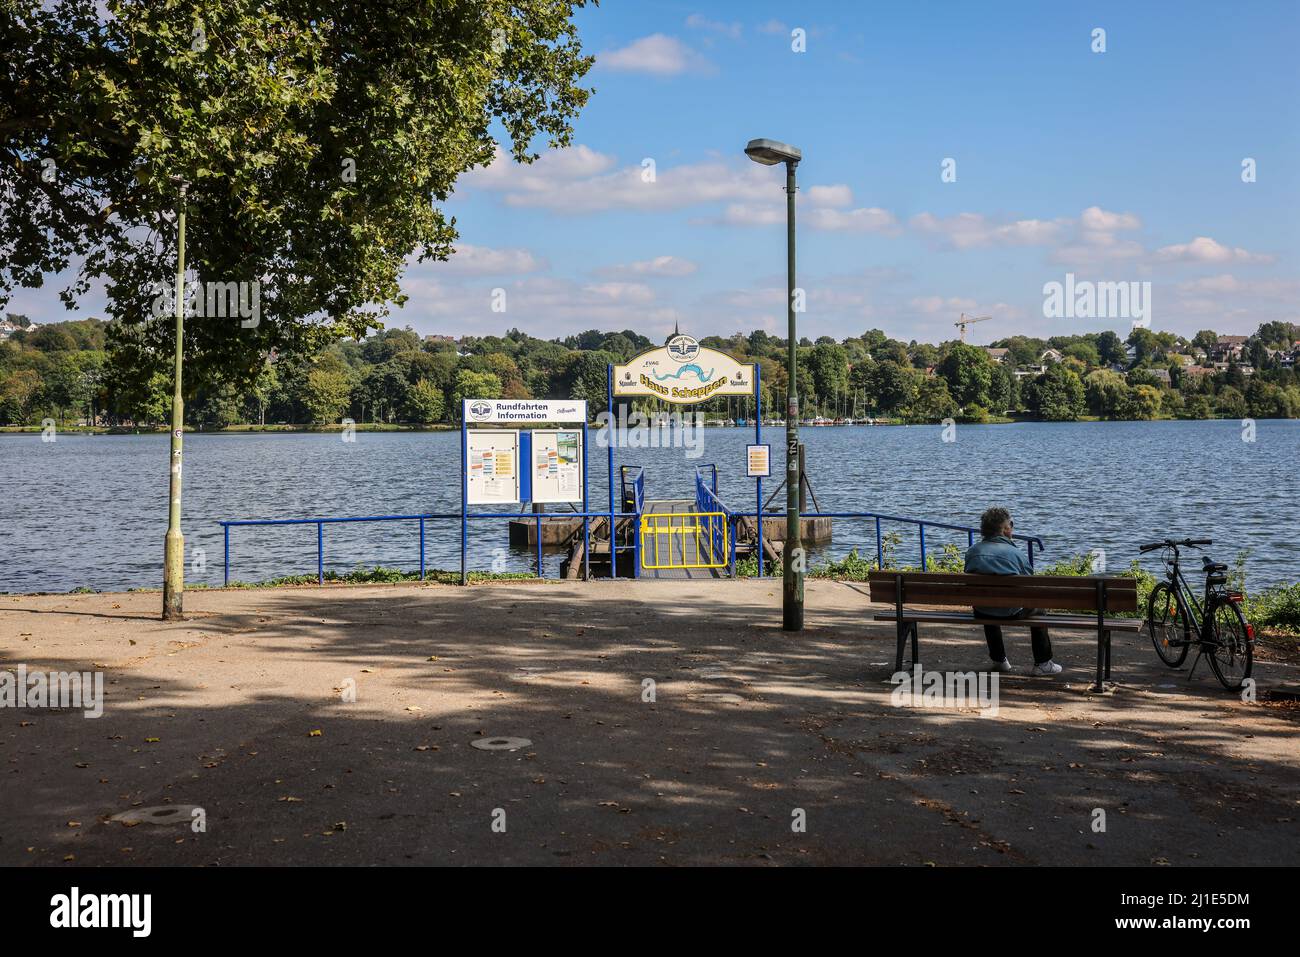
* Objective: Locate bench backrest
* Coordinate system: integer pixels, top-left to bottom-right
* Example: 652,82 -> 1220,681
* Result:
867,570 -> 1138,614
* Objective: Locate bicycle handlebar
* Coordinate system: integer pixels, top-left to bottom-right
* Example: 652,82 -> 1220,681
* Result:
1139,538 -> 1213,553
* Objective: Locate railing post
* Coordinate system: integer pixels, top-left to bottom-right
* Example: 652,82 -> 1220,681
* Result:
875,516 -> 883,569
223,524 -> 230,586
419,517 -> 426,581
536,514 -> 543,578
919,523 -> 927,571
317,521 -> 324,585
1027,539 -> 1035,571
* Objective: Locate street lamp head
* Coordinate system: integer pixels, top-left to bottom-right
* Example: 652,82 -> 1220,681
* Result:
744,138 -> 801,167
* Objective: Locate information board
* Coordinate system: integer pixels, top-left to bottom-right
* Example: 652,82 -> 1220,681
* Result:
746,444 -> 771,478
530,430 -> 584,504
466,429 -> 520,505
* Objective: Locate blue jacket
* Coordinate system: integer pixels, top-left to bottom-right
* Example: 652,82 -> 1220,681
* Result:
964,535 -> 1032,617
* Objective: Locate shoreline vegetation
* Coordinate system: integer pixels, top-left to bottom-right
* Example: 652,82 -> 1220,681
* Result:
3,318 -> 1299,431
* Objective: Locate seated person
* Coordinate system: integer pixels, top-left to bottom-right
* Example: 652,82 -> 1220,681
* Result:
964,506 -> 1062,676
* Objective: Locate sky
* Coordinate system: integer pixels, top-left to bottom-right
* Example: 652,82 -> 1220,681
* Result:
14,0 -> 1300,346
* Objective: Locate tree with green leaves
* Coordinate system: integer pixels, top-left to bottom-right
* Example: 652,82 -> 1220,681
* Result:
3,0 -> 595,393
935,342 -> 992,408
1028,364 -> 1086,421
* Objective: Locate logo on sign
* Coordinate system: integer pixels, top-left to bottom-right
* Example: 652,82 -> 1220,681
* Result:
667,335 -> 700,363
468,401 -> 493,421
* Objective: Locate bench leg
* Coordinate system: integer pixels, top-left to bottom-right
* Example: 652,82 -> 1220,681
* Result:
894,622 -> 907,673
1094,629 -> 1106,691
910,623 -> 920,669
1104,631 -> 1112,680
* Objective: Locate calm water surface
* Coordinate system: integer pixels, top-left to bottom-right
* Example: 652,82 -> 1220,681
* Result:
1,419 -> 1296,593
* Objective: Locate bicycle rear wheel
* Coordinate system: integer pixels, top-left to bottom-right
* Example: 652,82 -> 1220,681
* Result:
1147,582 -> 1189,667
1208,599 -> 1253,691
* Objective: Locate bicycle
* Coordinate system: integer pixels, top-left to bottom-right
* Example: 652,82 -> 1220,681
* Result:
1140,538 -> 1254,691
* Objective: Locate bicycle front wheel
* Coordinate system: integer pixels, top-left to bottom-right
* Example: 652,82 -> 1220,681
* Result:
1208,599 -> 1253,692
1147,581 -> 1188,668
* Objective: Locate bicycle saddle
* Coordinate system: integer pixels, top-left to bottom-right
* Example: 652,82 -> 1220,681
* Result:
1202,557 -> 1227,572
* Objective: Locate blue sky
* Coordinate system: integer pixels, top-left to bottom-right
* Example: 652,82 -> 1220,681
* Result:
16,1 -> 1300,345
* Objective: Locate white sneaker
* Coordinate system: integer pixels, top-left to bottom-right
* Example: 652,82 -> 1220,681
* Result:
1030,660 -> 1063,676
989,658 -> 1013,673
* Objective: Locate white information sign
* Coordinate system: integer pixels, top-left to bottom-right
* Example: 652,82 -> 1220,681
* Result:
466,429 -> 520,505
531,430 -> 584,504
463,399 -> 587,425
746,444 -> 771,478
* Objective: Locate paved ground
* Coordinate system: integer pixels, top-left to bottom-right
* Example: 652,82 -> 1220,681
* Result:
2,579 -> 1297,866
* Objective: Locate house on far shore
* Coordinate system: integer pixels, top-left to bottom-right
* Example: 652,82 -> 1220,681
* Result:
1211,335 -> 1249,362
1182,365 -> 1216,380
1039,348 -> 1064,364
1146,368 -> 1171,385
1014,364 -> 1047,380
983,347 -> 1011,364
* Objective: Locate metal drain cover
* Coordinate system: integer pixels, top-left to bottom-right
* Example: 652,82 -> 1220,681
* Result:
111,805 -> 200,825
471,736 -> 532,751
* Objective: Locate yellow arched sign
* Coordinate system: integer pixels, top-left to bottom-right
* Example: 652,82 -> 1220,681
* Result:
612,335 -> 756,404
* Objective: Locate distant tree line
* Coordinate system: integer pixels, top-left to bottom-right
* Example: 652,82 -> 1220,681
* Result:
2,316 -> 1298,428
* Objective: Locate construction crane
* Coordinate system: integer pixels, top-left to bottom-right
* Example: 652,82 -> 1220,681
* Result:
955,313 -> 991,342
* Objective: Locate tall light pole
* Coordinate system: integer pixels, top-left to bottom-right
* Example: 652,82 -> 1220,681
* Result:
163,179 -> 189,620
744,138 -> 803,631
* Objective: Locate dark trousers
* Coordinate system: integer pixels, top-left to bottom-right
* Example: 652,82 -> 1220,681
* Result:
975,608 -> 1054,665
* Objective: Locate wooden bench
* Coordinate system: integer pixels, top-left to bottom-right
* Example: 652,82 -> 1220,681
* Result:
867,570 -> 1142,690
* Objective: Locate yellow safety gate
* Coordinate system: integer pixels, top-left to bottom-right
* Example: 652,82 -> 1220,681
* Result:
639,512 -> 729,570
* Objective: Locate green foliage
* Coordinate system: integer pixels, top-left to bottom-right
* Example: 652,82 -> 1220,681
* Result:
3,0 -> 595,390
1028,364 -> 1086,421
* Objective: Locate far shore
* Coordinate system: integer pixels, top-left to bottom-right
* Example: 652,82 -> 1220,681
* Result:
2,414 -> 1291,435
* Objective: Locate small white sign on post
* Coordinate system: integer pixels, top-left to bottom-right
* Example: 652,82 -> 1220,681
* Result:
746,444 -> 771,478
467,429 -> 520,505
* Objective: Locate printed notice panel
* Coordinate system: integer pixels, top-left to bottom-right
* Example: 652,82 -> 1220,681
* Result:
467,429 -> 520,505
531,430 -> 583,504
746,444 -> 771,478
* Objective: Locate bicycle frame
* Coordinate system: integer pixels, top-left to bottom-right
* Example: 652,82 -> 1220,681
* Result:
1161,545 -> 1232,648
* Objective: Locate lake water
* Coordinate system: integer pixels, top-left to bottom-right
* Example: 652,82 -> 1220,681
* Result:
1,419 -> 1296,593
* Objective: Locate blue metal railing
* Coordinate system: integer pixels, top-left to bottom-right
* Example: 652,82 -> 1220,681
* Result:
733,509 -> 1045,572
620,465 -> 646,576
695,464 -> 735,575
219,510 -> 641,586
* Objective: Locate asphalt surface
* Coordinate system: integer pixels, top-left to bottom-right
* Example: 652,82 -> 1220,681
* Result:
2,579 -> 1297,866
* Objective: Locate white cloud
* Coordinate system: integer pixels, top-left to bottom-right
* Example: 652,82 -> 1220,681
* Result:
581,281 -> 656,303
600,34 -> 713,75
718,203 -> 787,227
1080,206 -> 1141,232
805,184 -> 853,208
465,144 -> 615,192
755,19 -> 788,35
805,206 -> 898,233
435,244 -> 546,276
911,211 -> 1066,249
685,14 -> 742,40
1155,236 -> 1273,264
596,256 -> 698,278
910,295 -> 977,315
